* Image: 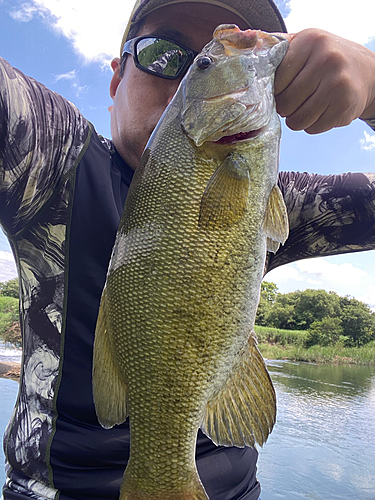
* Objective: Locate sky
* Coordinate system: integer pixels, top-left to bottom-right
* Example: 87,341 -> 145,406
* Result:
0,0 -> 375,307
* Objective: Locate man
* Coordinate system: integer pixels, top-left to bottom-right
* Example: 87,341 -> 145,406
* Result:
1,0 -> 375,499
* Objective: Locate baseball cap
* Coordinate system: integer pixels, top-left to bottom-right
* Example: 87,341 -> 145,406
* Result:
120,0 -> 287,56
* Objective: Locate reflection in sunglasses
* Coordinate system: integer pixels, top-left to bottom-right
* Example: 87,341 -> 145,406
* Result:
122,35 -> 198,80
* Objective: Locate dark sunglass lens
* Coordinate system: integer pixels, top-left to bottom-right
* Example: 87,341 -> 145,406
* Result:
136,38 -> 188,77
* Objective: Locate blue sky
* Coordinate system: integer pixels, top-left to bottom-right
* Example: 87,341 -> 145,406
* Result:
1,0 -> 375,307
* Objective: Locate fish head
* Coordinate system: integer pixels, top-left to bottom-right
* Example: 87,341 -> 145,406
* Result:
181,25 -> 288,147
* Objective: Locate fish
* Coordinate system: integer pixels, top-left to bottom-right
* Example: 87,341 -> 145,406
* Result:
93,25 -> 289,500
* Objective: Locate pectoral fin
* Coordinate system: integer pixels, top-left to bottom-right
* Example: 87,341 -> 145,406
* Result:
199,152 -> 250,230
200,333 -> 276,447
93,288 -> 128,429
263,184 -> 289,253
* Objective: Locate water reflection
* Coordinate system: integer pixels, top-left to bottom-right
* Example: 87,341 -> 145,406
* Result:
258,361 -> 375,500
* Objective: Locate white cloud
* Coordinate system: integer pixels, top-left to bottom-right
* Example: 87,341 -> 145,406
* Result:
357,286 -> 375,310
295,259 -> 368,287
54,69 -> 76,82
10,3 -> 42,22
10,0 -> 134,64
268,258 -> 368,288
360,131 -> 375,151
54,69 -> 89,97
71,82 -> 89,98
266,264 -> 304,283
0,251 -> 18,282
284,0 -> 375,46
266,257 -> 370,300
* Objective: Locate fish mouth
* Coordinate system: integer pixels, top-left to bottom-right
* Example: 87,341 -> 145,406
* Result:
214,126 -> 267,144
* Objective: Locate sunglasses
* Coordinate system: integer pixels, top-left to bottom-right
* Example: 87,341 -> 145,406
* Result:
122,35 -> 199,80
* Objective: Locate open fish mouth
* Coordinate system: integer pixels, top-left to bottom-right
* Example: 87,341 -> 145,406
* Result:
182,81 -> 274,146
214,126 -> 266,144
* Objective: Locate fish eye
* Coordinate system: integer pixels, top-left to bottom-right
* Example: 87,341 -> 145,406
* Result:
196,56 -> 212,70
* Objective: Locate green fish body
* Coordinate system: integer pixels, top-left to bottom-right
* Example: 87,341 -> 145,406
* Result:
93,25 -> 289,500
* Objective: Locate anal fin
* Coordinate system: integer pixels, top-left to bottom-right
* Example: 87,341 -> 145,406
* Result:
93,287 -> 128,428
200,333 -> 276,447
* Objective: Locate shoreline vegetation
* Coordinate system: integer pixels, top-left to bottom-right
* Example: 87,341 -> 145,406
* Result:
255,325 -> 375,366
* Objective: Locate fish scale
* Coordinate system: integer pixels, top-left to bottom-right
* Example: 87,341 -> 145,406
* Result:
93,25 -> 289,500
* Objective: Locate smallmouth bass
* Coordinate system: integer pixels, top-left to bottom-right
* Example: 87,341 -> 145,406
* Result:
93,25 -> 289,500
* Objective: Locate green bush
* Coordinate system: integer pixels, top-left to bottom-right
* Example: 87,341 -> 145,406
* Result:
0,296 -> 19,337
254,325 -> 308,346
0,278 -> 19,298
306,317 -> 344,347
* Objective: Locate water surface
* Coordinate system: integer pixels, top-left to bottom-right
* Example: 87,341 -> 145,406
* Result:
258,361 -> 375,500
0,377 -> 18,489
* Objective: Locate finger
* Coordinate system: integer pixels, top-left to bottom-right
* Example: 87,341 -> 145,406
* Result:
285,92 -> 330,133
276,60 -> 323,119
303,100 -> 355,134
285,78 -> 356,134
274,34 -> 311,96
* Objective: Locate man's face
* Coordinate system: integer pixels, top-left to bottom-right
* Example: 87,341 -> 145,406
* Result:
109,2 -> 246,169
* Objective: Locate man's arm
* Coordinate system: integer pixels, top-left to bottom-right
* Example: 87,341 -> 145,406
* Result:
266,170 -> 375,272
0,57 -> 90,237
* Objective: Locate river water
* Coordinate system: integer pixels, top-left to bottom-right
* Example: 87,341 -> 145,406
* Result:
1,357 -> 374,498
258,360 -> 375,500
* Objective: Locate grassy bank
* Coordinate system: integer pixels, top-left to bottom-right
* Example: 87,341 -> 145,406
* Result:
255,325 -> 375,365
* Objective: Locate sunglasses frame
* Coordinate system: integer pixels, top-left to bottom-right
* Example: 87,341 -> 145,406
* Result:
122,35 -> 199,80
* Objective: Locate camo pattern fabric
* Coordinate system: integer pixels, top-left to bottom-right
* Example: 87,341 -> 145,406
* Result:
267,169 -> 375,272
0,57 -> 91,499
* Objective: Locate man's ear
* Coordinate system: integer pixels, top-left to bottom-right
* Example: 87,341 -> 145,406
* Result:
110,58 -> 122,99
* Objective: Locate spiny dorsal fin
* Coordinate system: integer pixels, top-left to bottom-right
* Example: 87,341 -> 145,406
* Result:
199,152 -> 250,230
263,184 -> 289,253
200,333 -> 276,447
93,288 -> 129,429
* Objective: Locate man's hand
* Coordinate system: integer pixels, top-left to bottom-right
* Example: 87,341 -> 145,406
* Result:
274,29 -> 375,134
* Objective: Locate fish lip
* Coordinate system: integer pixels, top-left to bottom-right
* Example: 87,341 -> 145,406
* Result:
213,125 -> 267,144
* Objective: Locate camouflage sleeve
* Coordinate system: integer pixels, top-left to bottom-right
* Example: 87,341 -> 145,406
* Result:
0,56 -> 90,236
266,168 -> 375,272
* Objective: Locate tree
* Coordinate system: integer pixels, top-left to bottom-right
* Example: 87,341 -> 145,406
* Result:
339,296 -> 375,346
0,296 -> 20,338
293,289 -> 341,330
3,322 -> 22,347
260,281 -> 278,303
306,317 -> 343,347
255,281 -> 278,326
255,283 -> 375,348
0,277 -> 19,298
266,292 -> 299,330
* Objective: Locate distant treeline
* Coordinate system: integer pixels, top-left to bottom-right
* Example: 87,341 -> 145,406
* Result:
256,282 -> 375,348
